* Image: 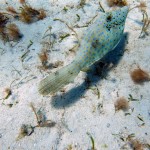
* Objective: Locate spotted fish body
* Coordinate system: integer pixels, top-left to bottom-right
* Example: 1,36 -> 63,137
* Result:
39,6 -> 129,95
75,6 -> 129,69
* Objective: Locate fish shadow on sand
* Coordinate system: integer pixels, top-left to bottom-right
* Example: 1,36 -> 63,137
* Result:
51,32 -> 129,109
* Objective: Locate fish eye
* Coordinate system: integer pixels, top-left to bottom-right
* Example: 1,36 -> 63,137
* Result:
106,13 -> 112,22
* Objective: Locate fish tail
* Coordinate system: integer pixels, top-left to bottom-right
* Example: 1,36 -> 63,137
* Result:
38,61 -> 80,95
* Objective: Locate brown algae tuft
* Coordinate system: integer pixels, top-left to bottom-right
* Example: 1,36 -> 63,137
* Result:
6,1 -> 46,24
6,23 -> 22,41
130,67 -> 150,84
107,0 -> 128,7
114,97 -> 129,111
16,124 -> 34,140
129,139 -> 144,150
0,12 -> 22,42
16,103 -> 56,140
3,88 -> 12,99
38,51 -> 49,69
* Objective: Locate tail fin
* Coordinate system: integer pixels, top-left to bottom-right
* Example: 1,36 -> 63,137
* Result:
38,61 -> 80,95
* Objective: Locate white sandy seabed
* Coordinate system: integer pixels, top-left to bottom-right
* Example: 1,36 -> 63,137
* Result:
0,0 -> 150,150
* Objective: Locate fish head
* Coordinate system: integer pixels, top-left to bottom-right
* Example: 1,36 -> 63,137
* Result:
104,6 -> 129,32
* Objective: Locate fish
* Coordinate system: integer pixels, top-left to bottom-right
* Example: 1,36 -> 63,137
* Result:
38,6 -> 129,95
